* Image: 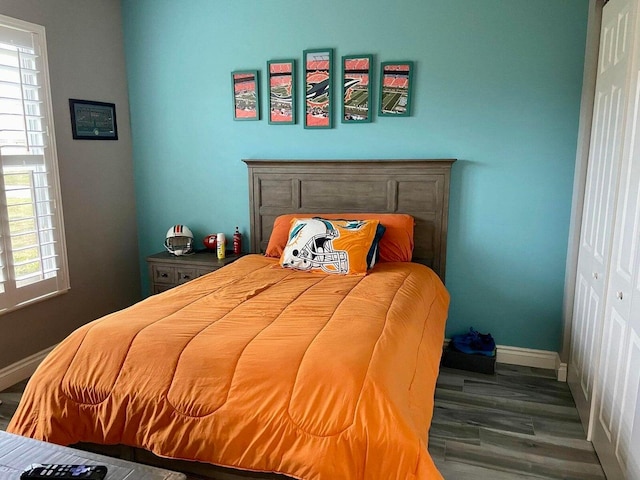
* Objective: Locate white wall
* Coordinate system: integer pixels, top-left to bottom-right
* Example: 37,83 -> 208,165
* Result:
0,0 -> 140,369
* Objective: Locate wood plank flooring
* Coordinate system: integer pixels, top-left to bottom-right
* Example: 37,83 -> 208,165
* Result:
0,378 -> 27,432
430,364 -> 605,479
0,365 -> 605,480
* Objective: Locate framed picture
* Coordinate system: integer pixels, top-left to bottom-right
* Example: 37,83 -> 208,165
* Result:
342,54 -> 373,123
378,61 -> 414,117
69,99 -> 118,140
303,48 -> 333,129
231,70 -> 260,121
267,59 -> 296,125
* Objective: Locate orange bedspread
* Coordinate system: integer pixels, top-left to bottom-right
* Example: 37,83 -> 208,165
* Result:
8,255 -> 449,479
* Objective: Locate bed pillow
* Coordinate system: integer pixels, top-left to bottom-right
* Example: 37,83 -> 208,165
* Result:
367,223 -> 387,268
279,218 -> 380,275
266,213 -> 414,262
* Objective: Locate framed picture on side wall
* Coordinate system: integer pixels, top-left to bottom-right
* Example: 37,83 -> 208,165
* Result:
342,54 -> 373,123
267,59 -> 296,125
69,99 -> 118,140
303,48 -> 333,129
378,61 -> 414,117
231,70 -> 260,121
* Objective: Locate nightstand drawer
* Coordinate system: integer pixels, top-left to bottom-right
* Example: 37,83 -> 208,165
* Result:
152,265 -> 176,285
146,251 -> 244,295
196,267 -> 216,277
153,284 -> 174,295
176,267 -> 197,284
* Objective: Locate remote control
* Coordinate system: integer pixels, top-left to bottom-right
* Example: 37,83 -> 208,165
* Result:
20,464 -> 107,480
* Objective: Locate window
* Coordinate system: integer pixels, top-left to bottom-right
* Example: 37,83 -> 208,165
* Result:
0,14 -> 69,313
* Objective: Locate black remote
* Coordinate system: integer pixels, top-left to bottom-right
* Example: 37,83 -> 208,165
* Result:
20,464 -> 107,480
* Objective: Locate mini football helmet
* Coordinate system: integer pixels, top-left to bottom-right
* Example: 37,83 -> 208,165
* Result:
281,218 -> 348,274
165,224 -> 194,256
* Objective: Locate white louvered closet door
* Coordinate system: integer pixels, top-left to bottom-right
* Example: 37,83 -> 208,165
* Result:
591,0 -> 640,475
568,0 -> 637,432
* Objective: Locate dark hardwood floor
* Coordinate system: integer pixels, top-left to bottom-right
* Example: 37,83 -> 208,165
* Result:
0,378 -> 27,432
0,364 -> 606,480
430,364 -> 605,479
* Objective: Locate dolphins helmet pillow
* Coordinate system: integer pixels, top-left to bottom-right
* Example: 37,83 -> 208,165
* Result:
279,218 -> 382,275
266,213 -> 414,263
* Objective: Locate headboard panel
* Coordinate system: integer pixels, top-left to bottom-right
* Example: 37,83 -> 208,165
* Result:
243,159 -> 455,281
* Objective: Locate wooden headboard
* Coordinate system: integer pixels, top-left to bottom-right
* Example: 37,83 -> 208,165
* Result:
243,159 -> 455,281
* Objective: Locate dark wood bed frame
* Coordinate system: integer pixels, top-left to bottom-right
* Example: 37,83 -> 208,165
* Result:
75,159 -> 455,479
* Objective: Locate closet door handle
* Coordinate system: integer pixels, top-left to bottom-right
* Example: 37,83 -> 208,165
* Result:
616,291 -> 624,300
593,272 -> 599,280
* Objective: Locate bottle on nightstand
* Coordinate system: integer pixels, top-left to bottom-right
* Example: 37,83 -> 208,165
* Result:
216,233 -> 226,259
233,227 -> 242,255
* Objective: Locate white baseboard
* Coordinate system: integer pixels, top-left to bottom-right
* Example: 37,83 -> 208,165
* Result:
556,360 -> 568,382
0,345 -> 56,392
444,339 -> 567,382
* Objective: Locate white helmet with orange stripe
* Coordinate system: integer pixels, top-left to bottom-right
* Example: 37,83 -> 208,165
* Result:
164,224 -> 194,256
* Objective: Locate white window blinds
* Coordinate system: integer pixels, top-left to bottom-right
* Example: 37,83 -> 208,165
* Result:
0,14 -> 69,313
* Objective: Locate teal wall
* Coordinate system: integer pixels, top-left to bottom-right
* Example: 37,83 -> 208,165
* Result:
121,0 -> 589,352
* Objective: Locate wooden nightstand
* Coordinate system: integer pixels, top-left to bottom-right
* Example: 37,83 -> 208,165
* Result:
146,250 -> 243,294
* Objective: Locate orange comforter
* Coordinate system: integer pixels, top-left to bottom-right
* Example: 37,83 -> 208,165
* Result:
9,255 -> 449,479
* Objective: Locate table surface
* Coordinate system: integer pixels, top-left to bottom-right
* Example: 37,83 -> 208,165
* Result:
146,250 -> 244,266
0,431 -> 186,480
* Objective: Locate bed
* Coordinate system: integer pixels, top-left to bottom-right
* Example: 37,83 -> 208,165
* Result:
8,159 -> 455,480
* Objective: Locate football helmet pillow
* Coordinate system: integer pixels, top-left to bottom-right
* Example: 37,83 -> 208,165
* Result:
279,218 -> 380,275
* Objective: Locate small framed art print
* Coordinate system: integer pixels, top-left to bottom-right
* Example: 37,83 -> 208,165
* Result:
342,54 -> 373,123
378,61 -> 414,117
232,70 -> 260,121
303,48 -> 333,129
69,99 -> 118,140
267,60 -> 296,125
